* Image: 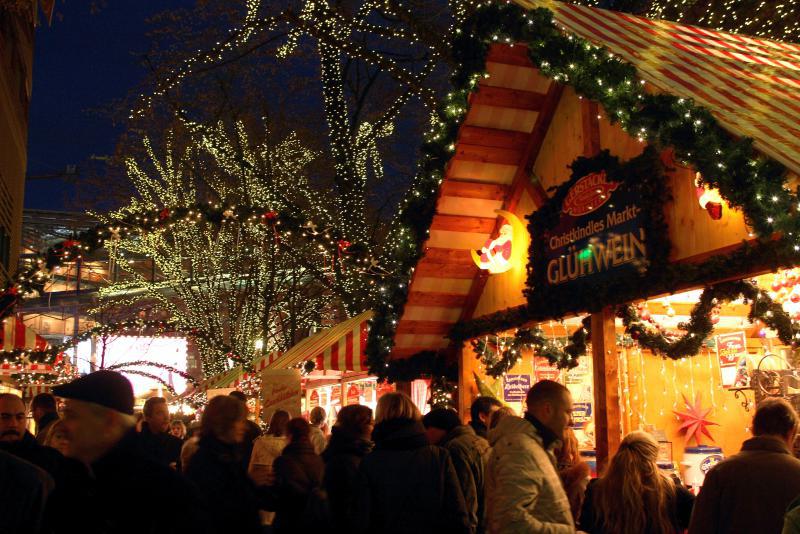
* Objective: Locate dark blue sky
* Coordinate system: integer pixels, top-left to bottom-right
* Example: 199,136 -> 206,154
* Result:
25,0 -> 193,211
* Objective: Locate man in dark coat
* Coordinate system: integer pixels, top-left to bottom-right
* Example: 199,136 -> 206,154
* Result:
0,449 -> 53,534
424,408 -> 491,533
355,414 -> 472,534
139,396 -> 183,468
53,370 -> 207,534
31,393 -> 59,445
0,393 -> 90,533
689,398 -> 800,534
468,396 -> 501,439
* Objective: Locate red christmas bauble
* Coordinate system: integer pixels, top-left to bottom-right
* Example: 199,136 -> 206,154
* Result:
772,279 -> 783,292
791,291 -> 800,304
711,314 -> 720,325
640,309 -> 651,321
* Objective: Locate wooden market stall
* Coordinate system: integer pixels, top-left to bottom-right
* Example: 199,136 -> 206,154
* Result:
372,0 -> 800,479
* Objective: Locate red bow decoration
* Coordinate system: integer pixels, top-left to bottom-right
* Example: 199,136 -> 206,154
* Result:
159,208 -> 171,221
262,211 -> 278,224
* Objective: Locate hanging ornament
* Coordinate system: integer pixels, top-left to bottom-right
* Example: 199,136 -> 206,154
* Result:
640,306 -> 651,322
666,305 -> 676,317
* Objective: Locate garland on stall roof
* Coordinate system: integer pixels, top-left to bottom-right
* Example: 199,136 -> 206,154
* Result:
471,279 -> 800,373
472,319 -> 589,379
619,279 -> 800,359
0,203 -> 379,321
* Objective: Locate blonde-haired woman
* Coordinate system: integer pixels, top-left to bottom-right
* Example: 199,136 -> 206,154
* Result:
354,392 -> 471,533
580,431 -> 694,534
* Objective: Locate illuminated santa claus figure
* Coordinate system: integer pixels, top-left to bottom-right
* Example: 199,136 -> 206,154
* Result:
475,223 -> 513,274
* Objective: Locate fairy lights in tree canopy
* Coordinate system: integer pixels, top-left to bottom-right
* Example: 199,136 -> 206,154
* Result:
92,121 -> 376,378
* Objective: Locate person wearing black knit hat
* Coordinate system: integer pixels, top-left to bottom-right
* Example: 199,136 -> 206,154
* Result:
53,370 -> 207,534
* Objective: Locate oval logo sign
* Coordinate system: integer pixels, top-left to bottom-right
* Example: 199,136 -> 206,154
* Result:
562,170 -> 619,216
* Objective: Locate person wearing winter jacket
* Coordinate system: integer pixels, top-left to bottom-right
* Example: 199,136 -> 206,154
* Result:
269,417 -> 327,533
249,410 -> 290,528
185,395 -> 264,534
322,404 -> 374,532
423,408 -> 490,533
354,392 -> 472,534
485,380 -> 575,534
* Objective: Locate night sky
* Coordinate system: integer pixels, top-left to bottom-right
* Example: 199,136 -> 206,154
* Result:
25,0 -> 193,212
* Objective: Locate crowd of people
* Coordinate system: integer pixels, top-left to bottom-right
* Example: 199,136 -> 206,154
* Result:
3,370 -> 800,533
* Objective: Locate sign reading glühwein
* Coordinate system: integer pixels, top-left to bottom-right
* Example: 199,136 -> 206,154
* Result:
544,169 -> 647,287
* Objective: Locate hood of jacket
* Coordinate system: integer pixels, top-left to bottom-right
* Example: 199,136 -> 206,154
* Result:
321,427 -> 373,461
488,415 -> 544,448
372,418 -> 429,451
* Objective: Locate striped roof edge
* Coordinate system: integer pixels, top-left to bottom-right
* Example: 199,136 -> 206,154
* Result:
517,0 -> 800,175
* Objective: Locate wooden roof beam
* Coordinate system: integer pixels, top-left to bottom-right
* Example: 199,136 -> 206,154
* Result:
440,180 -> 509,201
458,126 -> 531,150
430,214 -> 496,233
486,43 -> 532,67
395,321 -> 453,336
453,144 -> 523,166
415,263 -> 478,279
470,86 -> 546,110
406,291 -> 468,308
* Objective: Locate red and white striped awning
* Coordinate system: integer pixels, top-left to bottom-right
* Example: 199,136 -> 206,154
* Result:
1,316 -> 49,351
0,317 -> 53,376
197,312 -> 373,391
267,311 -> 372,372
517,0 -> 800,175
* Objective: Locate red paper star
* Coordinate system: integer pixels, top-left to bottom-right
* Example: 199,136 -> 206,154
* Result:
673,393 -> 719,446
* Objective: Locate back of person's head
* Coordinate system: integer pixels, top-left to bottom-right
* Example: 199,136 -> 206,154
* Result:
309,406 -> 326,426
334,405 -> 373,439
556,427 -> 580,467
526,380 -> 569,409
594,431 -> 675,534
201,395 -> 246,441
267,410 -> 291,437
375,392 -> 421,424
752,398 -> 799,439
286,417 -> 311,444
228,391 -> 247,403
422,408 -> 461,432
488,406 -> 515,430
470,396 -> 502,423
31,393 -> 57,414
142,397 -> 167,418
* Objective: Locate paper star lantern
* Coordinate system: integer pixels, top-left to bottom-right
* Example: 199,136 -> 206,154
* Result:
673,393 -> 719,446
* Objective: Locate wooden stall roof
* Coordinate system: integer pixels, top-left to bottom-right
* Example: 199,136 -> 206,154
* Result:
519,0 -> 800,175
391,46 -> 558,359
389,1 -> 800,359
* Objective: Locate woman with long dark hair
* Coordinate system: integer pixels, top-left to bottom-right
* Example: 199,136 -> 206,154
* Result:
580,431 -> 694,534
